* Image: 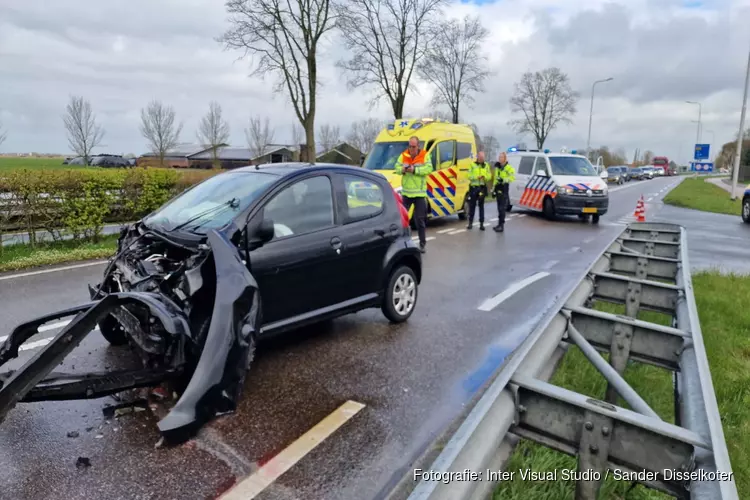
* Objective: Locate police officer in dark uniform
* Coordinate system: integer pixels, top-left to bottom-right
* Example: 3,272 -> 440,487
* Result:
492,152 -> 516,232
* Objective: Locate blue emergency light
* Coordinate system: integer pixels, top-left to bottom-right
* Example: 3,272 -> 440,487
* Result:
543,149 -> 550,154
571,149 -> 577,154
507,146 -> 518,152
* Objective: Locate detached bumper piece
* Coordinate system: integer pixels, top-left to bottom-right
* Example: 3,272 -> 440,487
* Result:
0,230 -> 260,444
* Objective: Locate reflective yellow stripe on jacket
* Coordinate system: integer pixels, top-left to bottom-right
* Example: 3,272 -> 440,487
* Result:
469,161 -> 491,187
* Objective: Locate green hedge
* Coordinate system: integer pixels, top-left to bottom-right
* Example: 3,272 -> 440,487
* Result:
0,168 -> 218,247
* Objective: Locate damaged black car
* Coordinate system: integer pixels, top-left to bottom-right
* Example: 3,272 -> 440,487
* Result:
0,163 -> 422,443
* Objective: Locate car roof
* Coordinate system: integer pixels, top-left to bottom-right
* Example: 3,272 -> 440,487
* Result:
230,162 -> 387,181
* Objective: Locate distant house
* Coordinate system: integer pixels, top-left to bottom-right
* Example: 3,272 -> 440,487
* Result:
137,144 -> 221,168
188,147 -> 255,169
248,145 -> 297,165
316,143 -> 364,166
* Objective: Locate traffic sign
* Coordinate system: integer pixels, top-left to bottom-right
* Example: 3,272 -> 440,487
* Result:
694,144 -> 710,160
690,161 -> 714,172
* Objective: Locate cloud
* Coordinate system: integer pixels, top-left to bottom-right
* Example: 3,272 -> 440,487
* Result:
0,0 -> 747,164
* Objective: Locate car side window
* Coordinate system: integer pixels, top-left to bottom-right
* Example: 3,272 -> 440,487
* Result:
456,142 -> 472,161
518,156 -> 535,175
343,175 -> 384,223
263,175 -> 335,240
533,157 -> 548,175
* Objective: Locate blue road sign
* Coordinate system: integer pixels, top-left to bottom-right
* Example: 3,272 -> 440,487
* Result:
690,161 -> 714,172
694,144 -> 710,160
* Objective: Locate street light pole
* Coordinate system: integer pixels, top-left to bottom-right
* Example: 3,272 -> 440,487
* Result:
705,129 -> 715,161
686,101 -> 702,144
586,77 -> 613,161
731,42 -> 750,200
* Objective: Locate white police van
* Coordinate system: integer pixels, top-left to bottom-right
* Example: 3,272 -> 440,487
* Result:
506,147 -> 609,223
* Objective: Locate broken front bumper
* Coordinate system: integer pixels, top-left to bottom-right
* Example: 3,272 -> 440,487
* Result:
0,229 -> 260,443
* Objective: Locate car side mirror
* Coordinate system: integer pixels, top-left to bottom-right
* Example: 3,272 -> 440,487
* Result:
536,169 -> 547,177
599,170 -> 608,179
247,218 -> 275,250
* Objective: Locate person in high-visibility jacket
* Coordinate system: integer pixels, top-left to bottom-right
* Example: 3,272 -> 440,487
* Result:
466,151 -> 491,230
491,152 -> 516,232
394,136 -> 433,252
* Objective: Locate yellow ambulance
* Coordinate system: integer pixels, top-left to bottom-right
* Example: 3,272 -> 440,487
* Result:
361,118 -> 479,221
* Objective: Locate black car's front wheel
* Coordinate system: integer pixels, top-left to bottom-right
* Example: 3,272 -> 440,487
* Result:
98,313 -> 128,346
382,265 -> 418,323
742,197 -> 750,223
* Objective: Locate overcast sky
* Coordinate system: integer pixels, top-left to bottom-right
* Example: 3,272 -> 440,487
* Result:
1,0 -> 749,164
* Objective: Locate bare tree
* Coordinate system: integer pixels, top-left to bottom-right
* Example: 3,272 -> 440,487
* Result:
63,96 -> 104,165
140,100 -> 183,168
642,150 -> 654,165
335,0 -> 447,119
291,123 -> 304,147
346,118 -> 383,153
197,101 -> 230,168
221,0 -> 336,163
245,115 -> 276,159
318,124 -> 341,152
0,121 -> 6,149
481,135 -> 499,160
419,15 -> 490,124
508,67 -> 578,150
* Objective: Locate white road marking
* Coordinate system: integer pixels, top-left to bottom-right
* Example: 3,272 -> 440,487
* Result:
647,197 -> 653,202
490,217 -> 499,222
0,325 -> 100,349
219,400 -> 366,500
477,272 -> 550,312
448,229 -> 466,234
570,246 -> 581,253
0,260 -> 107,281
583,237 -> 595,244
437,228 -> 455,234
411,236 -> 436,242
542,260 -> 559,270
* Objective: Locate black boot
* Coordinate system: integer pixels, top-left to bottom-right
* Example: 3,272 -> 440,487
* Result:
493,224 -> 504,232
479,223 -> 485,231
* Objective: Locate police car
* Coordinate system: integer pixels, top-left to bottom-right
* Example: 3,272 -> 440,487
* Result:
505,147 -> 609,223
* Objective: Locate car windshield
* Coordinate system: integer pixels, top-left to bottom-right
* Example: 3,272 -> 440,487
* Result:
549,156 -> 598,176
143,171 -> 278,233
363,141 -> 424,170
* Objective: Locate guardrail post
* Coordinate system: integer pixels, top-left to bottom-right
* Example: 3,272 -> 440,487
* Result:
575,410 -> 614,499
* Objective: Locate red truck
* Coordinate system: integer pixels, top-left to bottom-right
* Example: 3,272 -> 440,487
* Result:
652,156 -> 673,175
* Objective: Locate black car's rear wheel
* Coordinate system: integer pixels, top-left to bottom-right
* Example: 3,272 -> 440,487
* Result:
742,197 -> 750,223
382,265 -> 418,323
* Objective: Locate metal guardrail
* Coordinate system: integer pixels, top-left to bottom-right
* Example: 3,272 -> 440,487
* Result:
404,222 -> 738,500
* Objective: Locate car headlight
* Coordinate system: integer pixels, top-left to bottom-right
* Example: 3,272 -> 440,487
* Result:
601,185 -> 608,194
557,186 -> 573,195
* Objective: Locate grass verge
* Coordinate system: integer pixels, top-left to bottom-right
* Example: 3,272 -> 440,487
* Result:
494,271 -> 749,499
0,234 -> 117,273
663,177 -> 742,216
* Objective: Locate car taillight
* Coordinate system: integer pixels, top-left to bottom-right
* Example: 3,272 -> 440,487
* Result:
392,188 -> 409,228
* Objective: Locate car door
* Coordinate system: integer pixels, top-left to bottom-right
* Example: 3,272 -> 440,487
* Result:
247,174 -> 344,326
513,155 -> 536,207
333,173 -> 393,300
426,140 -> 456,217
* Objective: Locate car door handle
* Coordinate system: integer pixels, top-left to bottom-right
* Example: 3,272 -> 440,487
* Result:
374,229 -> 386,237
330,237 -> 342,251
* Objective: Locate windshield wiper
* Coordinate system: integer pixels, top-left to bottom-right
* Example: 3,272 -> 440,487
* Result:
167,198 -> 240,233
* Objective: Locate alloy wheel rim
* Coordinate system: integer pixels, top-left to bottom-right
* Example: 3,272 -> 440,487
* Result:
392,274 -> 416,315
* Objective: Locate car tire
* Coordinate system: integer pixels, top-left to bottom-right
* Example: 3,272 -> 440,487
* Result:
382,265 -> 418,323
543,197 -> 555,220
592,214 -> 600,224
98,313 -> 128,346
743,197 -> 750,224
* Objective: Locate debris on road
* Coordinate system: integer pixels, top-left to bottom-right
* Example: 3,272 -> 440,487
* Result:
102,399 -> 149,419
75,457 -> 91,468
67,430 -> 80,438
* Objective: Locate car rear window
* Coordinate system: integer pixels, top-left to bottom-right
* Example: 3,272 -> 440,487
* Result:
343,175 -> 384,223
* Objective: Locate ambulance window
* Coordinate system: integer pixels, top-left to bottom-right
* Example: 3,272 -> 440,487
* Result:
437,140 -> 455,168
456,142 -> 472,160
342,175 -> 383,223
518,156 -> 535,175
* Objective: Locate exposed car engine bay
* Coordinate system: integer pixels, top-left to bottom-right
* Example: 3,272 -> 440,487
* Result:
0,222 -> 260,444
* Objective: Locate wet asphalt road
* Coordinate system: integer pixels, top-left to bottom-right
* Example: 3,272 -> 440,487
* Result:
0,176 -> 689,500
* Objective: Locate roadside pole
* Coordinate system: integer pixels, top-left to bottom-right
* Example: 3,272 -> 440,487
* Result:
730,41 -> 750,200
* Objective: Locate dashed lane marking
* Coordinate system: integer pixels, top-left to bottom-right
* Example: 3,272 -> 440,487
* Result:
583,237 -> 595,244
541,260 -> 559,270
437,228 -> 455,234
0,260 -> 107,281
219,400 -> 366,500
0,325 -> 100,349
448,229 -> 466,235
411,236 -> 436,242
477,272 -> 550,312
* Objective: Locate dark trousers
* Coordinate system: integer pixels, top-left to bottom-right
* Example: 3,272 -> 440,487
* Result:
494,183 -> 509,226
403,195 -> 427,247
467,186 -> 486,225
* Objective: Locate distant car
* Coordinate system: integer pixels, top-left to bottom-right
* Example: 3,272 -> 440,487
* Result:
654,167 -> 665,176
630,167 -> 643,180
641,166 -> 655,179
606,167 -> 625,184
92,155 -> 131,168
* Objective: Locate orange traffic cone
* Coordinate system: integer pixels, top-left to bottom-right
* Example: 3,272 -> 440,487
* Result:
633,195 -> 646,222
